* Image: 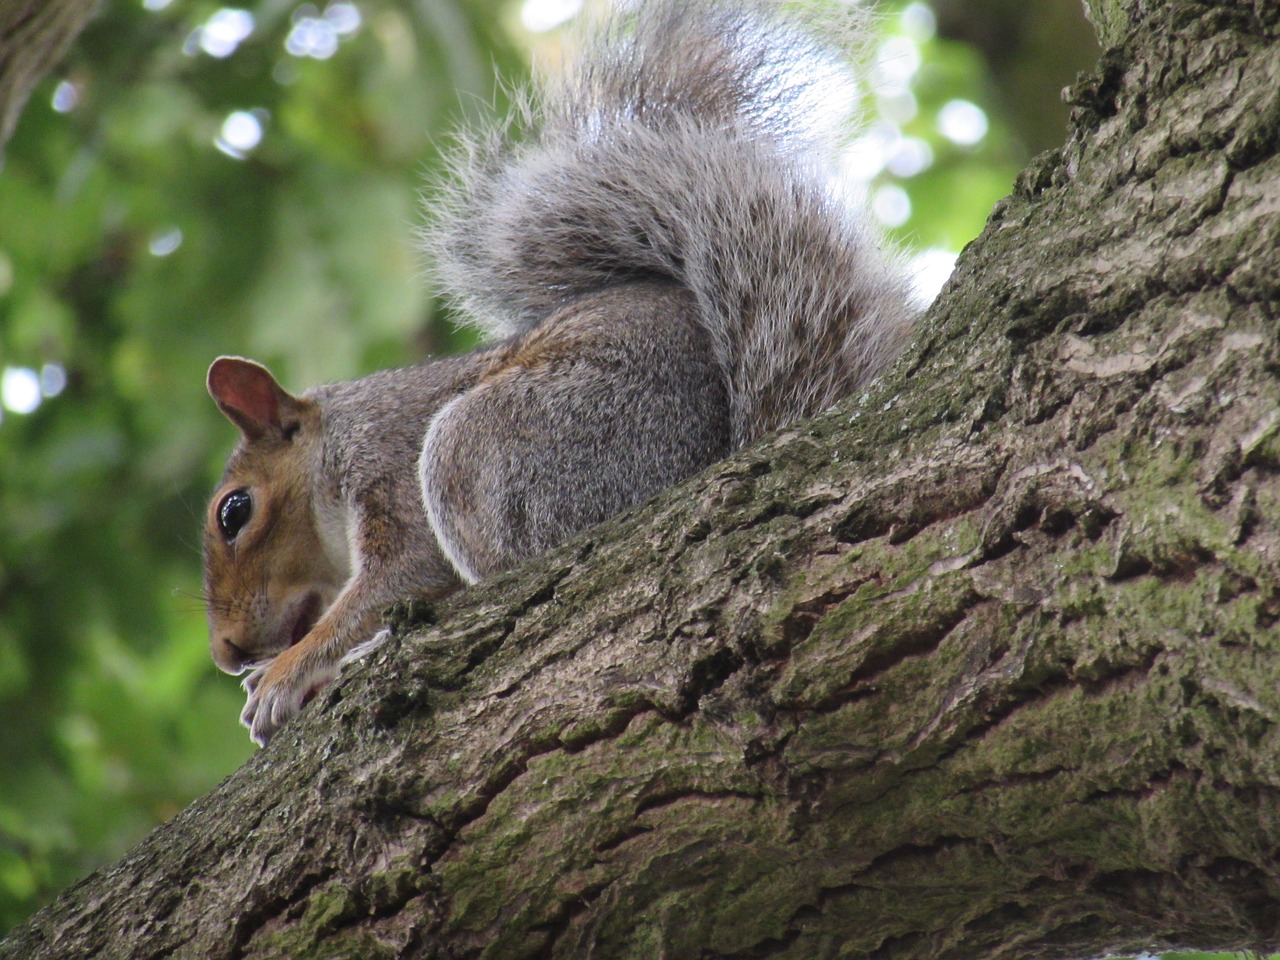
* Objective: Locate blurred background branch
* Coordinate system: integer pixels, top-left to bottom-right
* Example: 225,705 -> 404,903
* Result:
0,0 -> 96,146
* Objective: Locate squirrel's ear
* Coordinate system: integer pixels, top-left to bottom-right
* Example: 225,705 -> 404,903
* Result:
207,356 -> 305,440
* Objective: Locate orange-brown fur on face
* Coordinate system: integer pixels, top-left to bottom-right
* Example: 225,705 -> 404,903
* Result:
206,354 -> 484,745
203,397 -> 349,675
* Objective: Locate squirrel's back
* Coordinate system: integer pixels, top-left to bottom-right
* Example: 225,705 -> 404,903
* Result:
424,0 -> 917,448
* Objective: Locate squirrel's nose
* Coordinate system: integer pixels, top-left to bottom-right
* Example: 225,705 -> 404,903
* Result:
212,635 -> 249,675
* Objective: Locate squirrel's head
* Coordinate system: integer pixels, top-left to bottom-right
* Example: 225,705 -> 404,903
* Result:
203,357 -> 350,674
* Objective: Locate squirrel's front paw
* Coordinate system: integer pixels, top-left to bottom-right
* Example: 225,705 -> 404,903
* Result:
240,651 -> 337,746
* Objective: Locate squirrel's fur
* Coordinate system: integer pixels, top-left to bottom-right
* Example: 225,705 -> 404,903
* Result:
428,0 -> 914,447
204,0 -> 917,746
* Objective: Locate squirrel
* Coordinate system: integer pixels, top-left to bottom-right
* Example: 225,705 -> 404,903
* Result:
203,0 -> 917,746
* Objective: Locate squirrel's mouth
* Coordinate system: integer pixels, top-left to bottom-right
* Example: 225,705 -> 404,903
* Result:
289,592 -> 323,647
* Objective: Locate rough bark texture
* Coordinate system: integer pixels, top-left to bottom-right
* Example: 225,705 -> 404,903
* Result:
5,1 -> 1280,957
0,0 -> 96,149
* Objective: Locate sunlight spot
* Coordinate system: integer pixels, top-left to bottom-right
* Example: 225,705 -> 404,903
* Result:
900,3 -> 937,42
196,8 -> 255,59
149,228 -> 184,257
910,249 -> 958,306
41,364 -> 68,398
325,2 -> 361,35
873,36 -> 921,94
286,7 -> 330,58
872,184 -> 911,228
938,99 -> 988,146
215,110 -> 264,159
283,3 -> 362,58
886,136 -> 933,178
839,123 -> 900,183
521,0 -> 583,32
51,80 -> 80,113
285,17 -> 336,59
2,367 -> 42,415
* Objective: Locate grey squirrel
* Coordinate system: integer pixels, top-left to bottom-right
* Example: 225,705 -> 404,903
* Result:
203,0 -> 917,745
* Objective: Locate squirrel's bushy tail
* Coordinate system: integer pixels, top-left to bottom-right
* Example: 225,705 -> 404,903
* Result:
426,0 -> 917,447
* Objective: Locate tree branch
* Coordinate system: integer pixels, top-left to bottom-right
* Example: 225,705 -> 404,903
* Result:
0,0 -> 95,149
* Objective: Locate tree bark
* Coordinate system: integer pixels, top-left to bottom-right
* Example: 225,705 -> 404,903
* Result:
6,1 -> 1280,957
0,0 -> 96,149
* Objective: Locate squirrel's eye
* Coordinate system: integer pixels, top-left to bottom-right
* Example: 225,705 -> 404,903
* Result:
217,489 -> 253,540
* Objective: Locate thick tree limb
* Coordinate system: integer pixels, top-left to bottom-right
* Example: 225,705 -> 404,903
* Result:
5,1 -> 1280,958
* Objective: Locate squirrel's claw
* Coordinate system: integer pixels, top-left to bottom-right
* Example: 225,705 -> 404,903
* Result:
240,655 -> 337,746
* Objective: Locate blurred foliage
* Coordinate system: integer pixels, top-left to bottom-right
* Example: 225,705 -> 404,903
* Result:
0,0 -> 1099,936
931,0 -> 1100,154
